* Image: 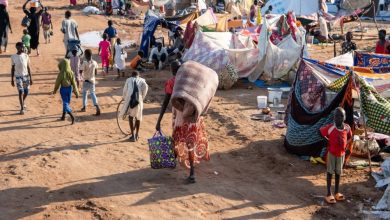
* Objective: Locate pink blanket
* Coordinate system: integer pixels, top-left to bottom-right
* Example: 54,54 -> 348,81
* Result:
171,61 -> 218,123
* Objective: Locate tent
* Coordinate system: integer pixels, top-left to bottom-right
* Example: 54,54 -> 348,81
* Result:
182,31 -> 256,89
285,59 -> 390,157
165,11 -> 199,25
182,12 -> 308,88
320,52 -> 390,97
139,10 -> 178,57
261,0 -> 320,17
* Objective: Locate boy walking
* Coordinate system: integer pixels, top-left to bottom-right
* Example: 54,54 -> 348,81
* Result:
22,29 -> 31,54
320,107 -> 352,204
11,42 -> 32,115
79,49 -> 101,116
119,71 -> 148,142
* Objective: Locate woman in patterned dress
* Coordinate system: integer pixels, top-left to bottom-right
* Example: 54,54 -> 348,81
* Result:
155,61 -> 210,183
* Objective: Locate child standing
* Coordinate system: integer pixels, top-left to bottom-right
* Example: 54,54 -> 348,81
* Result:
11,42 -> 32,115
69,48 -> 82,89
21,29 -> 31,54
341,32 -> 357,54
98,33 -> 111,76
79,49 -> 101,116
119,71 -> 148,141
320,107 -> 352,204
113,38 -> 126,78
53,58 -> 79,124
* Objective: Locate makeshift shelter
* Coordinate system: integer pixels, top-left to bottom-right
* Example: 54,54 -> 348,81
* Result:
182,12 -> 308,89
139,10 -> 178,57
261,0 -> 321,18
183,31 -> 256,89
165,11 -> 199,25
285,59 -> 390,157
247,14 -> 308,82
320,52 -> 390,97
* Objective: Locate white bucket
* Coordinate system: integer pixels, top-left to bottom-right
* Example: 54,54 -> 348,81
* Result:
267,88 -> 283,103
257,96 -> 267,109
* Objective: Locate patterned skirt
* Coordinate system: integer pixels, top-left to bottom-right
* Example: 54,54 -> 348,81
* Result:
172,108 -> 210,168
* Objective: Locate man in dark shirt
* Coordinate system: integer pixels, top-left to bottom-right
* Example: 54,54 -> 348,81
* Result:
103,20 -> 117,69
103,20 -> 117,41
341,32 -> 357,54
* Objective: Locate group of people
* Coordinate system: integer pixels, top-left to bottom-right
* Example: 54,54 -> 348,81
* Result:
340,29 -> 390,55
4,0 -> 389,192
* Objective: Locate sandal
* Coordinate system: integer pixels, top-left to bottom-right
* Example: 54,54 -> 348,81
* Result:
129,135 -> 136,142
325,195 -> 336,204
187,175 -> 196,184
335,193 -> 345,201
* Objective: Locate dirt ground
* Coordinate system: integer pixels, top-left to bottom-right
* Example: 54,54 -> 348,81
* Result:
0,1 -> 389,219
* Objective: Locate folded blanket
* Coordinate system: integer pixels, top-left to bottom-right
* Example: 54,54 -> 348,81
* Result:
171,61 -> 218,123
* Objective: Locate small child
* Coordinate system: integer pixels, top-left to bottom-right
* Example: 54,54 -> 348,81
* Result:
98,33 -> 111,76
53,58 -> 79,124
119,70 -> 149,141
129,50 -> 145,71
21,29 -> 31,54
79,49 -> 101,116
320,107 -> 352,204
69,48 -> 82,89
114,38 -> 126,78
341,32 -> 357,54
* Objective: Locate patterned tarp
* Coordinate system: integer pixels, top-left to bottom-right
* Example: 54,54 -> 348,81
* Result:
183,31 -> 260,77
325,72 -> 390,136
354,52 -> 390,73
284,62 -> 354,157
304,58 -> 390,97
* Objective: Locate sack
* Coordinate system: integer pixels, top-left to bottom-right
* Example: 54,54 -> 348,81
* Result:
148,131 -> 176,169
129,80 -> 139,108
352,139 -> 380,158
50,31 -> 54,36
21,16 -> 31,27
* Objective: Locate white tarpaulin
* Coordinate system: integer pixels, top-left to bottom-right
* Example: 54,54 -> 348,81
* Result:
80,31 -> 102,48
339,0 -> 371,11
192,8 -> 217,27
150,0 -> 171,7
80,31 -> 135,48
326,52 -> 354,67
261,0 -> 319,16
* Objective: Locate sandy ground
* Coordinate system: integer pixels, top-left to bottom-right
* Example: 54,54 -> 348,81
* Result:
0,1 -> 389,219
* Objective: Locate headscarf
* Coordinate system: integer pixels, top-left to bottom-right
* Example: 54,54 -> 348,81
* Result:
58,59 -> 73,81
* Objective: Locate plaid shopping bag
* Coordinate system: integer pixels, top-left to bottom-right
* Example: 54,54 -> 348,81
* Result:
148,131 -> 176,169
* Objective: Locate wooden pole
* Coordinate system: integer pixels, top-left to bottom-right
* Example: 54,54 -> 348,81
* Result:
351,72 -> 372,173
372,0 -> 380,32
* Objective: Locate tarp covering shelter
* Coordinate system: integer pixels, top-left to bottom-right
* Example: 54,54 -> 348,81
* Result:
183,12 -> 307,86
321,52 -> 390,97
165,11 -> 199,25
183,31 -> 257,77
285,59 -> 390,156
139,10 -> 177,57
261,0 -> 320,17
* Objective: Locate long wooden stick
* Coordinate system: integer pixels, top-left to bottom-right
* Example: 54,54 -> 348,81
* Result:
352,72 -> 372,173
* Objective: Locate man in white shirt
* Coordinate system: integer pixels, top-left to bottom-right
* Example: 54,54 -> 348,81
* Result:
61,10 -> 79,53
79,49 -> 101,116
149,42 -> 168,70
11,42 -> 32,115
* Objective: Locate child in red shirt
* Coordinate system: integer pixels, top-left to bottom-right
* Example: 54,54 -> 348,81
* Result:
320,107 -> 352,204
375,30 -> 390,54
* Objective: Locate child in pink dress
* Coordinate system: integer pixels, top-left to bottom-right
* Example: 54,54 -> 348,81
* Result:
98,33 -> 111,76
